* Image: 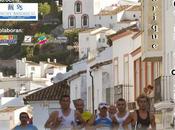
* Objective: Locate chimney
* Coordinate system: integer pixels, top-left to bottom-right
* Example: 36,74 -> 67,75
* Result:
0,72 -> 3,78
47,58 -> 50,63
16,73 -> 20,78
54,59 -> 57,63
22,57 -> 26,62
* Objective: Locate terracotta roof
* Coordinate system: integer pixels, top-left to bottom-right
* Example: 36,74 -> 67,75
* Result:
97,5 -> 131,16
126,5 -> 141,11
118,19 -> 138,23
66,70 -> 87,81
132,31 -> 142,39
47,65 -> 66,69
90,60 -> 112,69
80,28 -> 98,33
26,61 -> 40,66
108,24 -> 139,41
40,61 -> 67,67
110,30 -> 132,41
130,47 -> 141,57
24,80 -> 70,102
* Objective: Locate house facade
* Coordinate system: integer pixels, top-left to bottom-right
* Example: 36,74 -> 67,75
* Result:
24,80 -> 69,130
142,0 -> 175,129
62,0 -> 140,29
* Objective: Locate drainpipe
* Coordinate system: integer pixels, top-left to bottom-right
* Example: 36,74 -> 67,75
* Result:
89,71 -> 95,114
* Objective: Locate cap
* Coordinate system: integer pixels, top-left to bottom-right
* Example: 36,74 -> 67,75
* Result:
98,102 -> 108,109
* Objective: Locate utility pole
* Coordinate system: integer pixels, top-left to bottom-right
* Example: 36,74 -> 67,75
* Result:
89,71 -> 95,114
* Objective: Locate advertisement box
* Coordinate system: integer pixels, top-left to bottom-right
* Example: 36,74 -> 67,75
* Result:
0,3 -> 38,21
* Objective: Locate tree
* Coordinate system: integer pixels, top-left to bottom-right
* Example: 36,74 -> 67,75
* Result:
64,29 -> 85,44
38,3 -> 51,18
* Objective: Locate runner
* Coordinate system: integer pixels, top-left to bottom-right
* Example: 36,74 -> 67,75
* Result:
88,102 -> 116,130
108,105 -> 117,117
44,95 -> 83,130
124,94 -> 156,130
74,98 -> 92,129
115,98 -> 131,130
12,112 -> 38,130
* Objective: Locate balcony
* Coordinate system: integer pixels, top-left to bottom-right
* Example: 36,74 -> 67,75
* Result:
154,76 -> 174,103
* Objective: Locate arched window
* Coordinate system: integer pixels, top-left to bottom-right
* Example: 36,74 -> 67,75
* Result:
68,15 -> 75,28
75,1 -> 82,13
81,14 -> 89,27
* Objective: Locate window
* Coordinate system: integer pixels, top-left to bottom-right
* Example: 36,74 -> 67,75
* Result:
102,38 -> 105,43
81,14 -> 89,27
99,16 -> 101,20
114,58 -> 119,85
110,16 -> 113,19
31,67 -> 35,71
86,37 -> 89,41
75,1 -> 82,13
68,15 -> 75,28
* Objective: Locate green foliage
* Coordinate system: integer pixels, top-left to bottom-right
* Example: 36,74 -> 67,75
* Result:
64,29 -> 84,44
39,3 -> 51,17
38,24 -> 57,34
0,67 -> 16,76
0,45 -> 21,59
20,0 -> 52,3
26,46 -> 34,59
0,1 -> 78,67
57,10 -> 62,24
33,45 -> 40,56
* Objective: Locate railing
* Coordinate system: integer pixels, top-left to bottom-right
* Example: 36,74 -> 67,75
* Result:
154,75 -> 174,103
113,84 -> 133,103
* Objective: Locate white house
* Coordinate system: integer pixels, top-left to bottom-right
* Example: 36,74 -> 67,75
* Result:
111,26 -> 139,103
62,0 -> 118,29
62,0 -> 140,29
0,58 -> 67,130
24,80 -> 70,130
78,27 -> 116,59
108,24 -> 162,112
86,47 -> 113,111
0,96 -> 31,130
16,58 -> 41,78
95,4 -> 141,29
141,0 -> 175,129
39,59 -> 67,79
16,58 -> 67,80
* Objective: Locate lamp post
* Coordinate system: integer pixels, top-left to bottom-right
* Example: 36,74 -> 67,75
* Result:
89,71 -> 95,114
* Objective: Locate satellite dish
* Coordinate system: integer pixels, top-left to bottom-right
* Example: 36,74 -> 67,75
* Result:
52,73 -> 64,83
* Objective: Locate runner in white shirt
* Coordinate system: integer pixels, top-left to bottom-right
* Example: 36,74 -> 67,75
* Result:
115,98 -> 132,130
44,95 -> 84,130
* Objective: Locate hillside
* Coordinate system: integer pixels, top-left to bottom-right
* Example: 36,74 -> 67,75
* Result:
0,1 -> 79,75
